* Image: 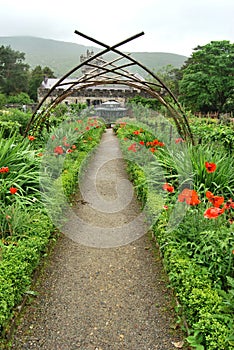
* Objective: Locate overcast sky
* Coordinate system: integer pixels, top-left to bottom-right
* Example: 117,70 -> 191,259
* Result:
0,0 -> 233,56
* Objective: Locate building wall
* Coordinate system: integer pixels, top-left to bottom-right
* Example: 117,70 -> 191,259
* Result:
37,86 -> 149,106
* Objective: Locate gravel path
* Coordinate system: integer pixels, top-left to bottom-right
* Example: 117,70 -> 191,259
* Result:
11,129 -> 185,350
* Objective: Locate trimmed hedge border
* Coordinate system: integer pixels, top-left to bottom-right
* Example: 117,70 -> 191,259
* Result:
117,130 -> 234,350
0,124 -> 105,346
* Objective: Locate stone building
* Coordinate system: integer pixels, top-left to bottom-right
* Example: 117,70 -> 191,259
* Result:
37,50 -> 145,106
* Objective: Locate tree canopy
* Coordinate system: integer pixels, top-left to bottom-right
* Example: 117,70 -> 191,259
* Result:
28,65 -> 55,101
179,40 -> 234,113
0,45 -> 55,102
0,45 -> 29,95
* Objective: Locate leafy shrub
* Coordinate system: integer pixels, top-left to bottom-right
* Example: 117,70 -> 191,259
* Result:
114,121 -> 234,350
0,109 -> 31,136
0,210 -> 53,332
6,93 -> 33,105
190,117 -> 234,152
0,113 -> 105,342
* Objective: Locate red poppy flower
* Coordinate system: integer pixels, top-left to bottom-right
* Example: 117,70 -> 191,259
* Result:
205,162 -> 216,173
128,143 -> 137,152
149,147 -> 157,153
0,166 -> 9,173
28,135 -> 35,141
204,207 -> 224,219
133,130 -> 140,135
224,199 -> 234,210
139,141 -> 145,146
163,183 -> 174,193
9,187 -> 18,194
206,191 -> 224,208
66,149 -> 72,153
152,139 -> 165,147
178,188 -> 200,205
72,145 -> 76,149
54,146 -> 64,155
175,138 -> 185,144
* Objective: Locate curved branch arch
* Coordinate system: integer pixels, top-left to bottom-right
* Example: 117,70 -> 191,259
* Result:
25,30 -> 193,142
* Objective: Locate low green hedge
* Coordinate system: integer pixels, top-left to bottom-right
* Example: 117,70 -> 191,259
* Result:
62,126 -> 105,199
0,210 -> 54,333
116,126 -> 234,350
0,123 -> 105,343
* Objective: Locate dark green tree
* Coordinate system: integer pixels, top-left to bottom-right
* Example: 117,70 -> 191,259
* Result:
155,64 -> 182,98
28,65 -> 55,101
0,45 -> 29,95
128,95 -> 161,110
179,40 -> 234,113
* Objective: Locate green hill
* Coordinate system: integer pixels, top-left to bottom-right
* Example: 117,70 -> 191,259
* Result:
0,36 -> 187,77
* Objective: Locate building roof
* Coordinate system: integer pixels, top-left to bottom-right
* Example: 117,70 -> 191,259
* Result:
40,78 -> 140,91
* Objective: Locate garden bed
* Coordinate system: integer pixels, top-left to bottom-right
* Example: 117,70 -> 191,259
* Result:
0,109 -> 105,344
113,117 -> 234,350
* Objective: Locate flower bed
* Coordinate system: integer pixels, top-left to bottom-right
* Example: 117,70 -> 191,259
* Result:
0,113 -> 105,343
114,120 -> 234,350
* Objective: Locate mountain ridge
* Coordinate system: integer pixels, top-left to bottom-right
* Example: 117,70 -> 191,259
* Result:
0,36 -> 187,77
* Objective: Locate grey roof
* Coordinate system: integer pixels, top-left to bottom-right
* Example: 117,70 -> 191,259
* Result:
40,78 -> 139,91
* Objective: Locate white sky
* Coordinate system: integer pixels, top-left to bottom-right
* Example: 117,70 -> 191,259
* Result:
0,0 -> 233,56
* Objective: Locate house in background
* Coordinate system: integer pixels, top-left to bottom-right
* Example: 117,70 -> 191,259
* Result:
38,50 -> 147,107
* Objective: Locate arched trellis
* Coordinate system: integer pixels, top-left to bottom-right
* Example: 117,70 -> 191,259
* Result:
25,30 -> 193,143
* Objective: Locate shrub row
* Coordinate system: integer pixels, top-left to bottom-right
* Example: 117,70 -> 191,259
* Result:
114,121 -> 234,350
0,120 -> 105,343
0,210 -> 54,335
126,160 -> 234,350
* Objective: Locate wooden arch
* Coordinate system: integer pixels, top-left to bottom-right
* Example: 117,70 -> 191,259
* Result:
25,30 -> 193,142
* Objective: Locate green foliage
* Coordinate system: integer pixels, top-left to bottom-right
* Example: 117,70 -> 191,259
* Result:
153,64 -> 182,97
0,109 -> 31,136
62,126 -> 105,198
114,120 -> 234,350
0,94 -> 7,109
0,132 -> 41,207
0,45 -> 29,95
6,92 -> 33,105
28,65 -> 55,101
128,95 -> 161,110
0,109 -> 105,341
190,117 -> 234,153
0,210 -> 53,331
179,41 -> 234,113
188,143 -> 234,197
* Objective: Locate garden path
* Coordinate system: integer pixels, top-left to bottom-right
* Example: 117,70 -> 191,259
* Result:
11,129 -> 185,350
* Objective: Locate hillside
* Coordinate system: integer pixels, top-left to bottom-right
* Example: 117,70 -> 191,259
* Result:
0,36 -> 187,77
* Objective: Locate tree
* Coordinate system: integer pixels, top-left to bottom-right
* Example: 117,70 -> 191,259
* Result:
28,65 -> 56,101
128,95 -> 161,110
0,45 -> 29,95
155,64 -> 182,98
179,41 -> 234,113
7,92 -> 33,105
